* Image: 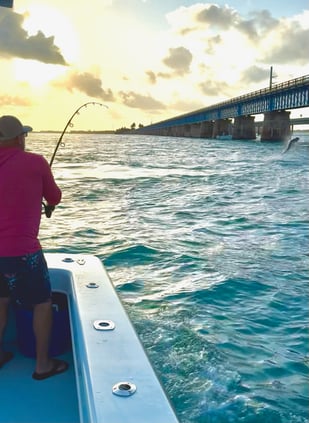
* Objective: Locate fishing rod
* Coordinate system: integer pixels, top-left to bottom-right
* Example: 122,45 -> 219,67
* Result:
43,101 -> 108,217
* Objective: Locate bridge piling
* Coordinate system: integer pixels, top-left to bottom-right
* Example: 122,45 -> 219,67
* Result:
190,123 -> 202,137
261,110 -> 291,141
212,119 -> 232,138
232,115 -> 256,139
200,121 -> 214,138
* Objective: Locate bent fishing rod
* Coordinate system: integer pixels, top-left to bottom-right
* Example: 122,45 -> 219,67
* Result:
43,102 -> 108,218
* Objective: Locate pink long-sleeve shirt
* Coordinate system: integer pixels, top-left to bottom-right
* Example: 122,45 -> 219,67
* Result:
0,147 -> 61,256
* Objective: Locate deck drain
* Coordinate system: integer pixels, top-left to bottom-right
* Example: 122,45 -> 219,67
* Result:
62,257 -> 74,263
112,382 -> 136,397
93,319 -> 115,331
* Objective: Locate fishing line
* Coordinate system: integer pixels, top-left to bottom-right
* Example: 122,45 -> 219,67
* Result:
43,101 -> 108,217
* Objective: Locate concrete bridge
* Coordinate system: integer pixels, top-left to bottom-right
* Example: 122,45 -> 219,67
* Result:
137,74 -> 309,141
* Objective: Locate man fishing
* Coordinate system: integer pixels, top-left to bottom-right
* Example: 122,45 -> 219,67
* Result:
0,115 -> 68,380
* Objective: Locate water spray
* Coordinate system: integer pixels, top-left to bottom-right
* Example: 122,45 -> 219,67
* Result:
43,101 -> 108,217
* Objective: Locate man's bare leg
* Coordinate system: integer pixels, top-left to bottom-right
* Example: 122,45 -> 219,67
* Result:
33,300 -> 53,373
32,299 -> 68,376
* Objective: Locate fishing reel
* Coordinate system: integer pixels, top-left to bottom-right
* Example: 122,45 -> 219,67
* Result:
42,202 -> 55,218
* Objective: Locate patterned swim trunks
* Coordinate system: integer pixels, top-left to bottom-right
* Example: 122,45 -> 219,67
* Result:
0,250 -> 51,308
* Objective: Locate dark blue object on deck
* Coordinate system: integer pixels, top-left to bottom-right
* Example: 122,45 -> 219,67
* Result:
15,292 -> 71,357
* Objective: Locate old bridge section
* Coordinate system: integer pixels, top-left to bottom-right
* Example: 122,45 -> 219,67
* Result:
137,75 -> 309,141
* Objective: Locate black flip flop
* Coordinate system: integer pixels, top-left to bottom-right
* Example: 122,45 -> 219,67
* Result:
32,358 -> 69,380
0,351 -> 14,369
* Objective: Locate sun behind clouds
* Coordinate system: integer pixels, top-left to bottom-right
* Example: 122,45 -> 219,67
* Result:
13,3 -> 78,88
13,59 -> 67,88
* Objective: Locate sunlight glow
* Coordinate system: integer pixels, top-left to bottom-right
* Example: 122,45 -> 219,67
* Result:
11,4 -> 79,88
13,59 -> 67,88
22,4 -> 79,64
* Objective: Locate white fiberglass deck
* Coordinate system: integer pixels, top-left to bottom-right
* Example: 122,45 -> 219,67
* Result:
0,254 -> 179,423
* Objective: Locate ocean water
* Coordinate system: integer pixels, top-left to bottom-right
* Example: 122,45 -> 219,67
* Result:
30,132 -> 308,423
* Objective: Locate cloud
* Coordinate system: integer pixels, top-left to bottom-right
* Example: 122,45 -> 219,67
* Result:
176,5 -> 280,42
169,98 -> 205,113
261,24 -> 309,64
162,46 -> 192,75
166,3 -> 237,35
199,79 -> 231,97
0,9 -> 67,65
183,3 -> 308,68
0,94 -> 31,106
60,71 -> 115,101
119,91 -> 166,111
162,5 -> 308,92
205,34 -> 222,54
240,66 -> 271,84
157,71 -> 174,79
237,10 -> 279,40
146,47 -> 193,82
196,4 -> 237,29
146,70 -> 157,84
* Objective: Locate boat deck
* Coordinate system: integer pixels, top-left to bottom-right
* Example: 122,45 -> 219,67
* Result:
1,318 -> 79,423
1,254 -> 179,423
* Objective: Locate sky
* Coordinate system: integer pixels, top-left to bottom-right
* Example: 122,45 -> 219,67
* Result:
0,0 -> 309,131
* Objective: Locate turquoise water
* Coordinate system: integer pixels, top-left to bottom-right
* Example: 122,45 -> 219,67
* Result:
31,133 -> 308,423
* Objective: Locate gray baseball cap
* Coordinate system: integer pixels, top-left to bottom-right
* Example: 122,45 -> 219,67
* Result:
0,115 -> 32,141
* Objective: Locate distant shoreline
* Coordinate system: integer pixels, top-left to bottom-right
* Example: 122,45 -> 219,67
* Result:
34,129 -> 309,134
35,130 -> 115,134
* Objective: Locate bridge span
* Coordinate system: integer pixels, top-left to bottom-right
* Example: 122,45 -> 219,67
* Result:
137,74 -> 309,141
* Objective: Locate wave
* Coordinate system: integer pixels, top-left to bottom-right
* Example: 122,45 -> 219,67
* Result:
104,244 -> 167,266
